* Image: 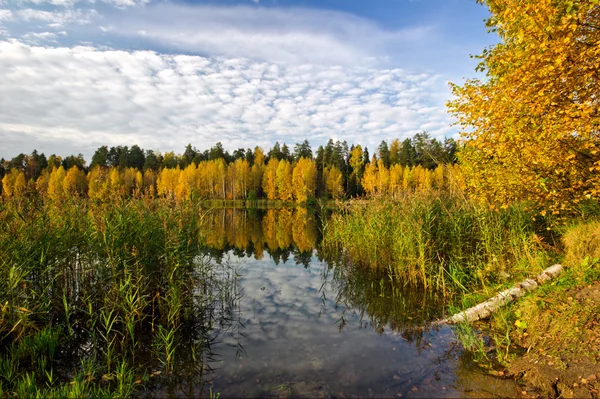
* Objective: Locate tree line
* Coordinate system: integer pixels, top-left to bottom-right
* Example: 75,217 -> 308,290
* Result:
1,133 -> 459,202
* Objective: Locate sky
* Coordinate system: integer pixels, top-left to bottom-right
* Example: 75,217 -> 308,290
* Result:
0,0 -> 496,161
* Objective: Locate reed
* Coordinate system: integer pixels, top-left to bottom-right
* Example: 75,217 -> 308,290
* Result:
321,192 -> 554,297
0,195 -> 239,397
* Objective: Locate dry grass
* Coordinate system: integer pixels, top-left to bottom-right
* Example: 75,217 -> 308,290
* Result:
563,220 -> 600,268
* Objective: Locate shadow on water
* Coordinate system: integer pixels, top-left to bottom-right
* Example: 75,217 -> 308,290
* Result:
191,208 -> 521,398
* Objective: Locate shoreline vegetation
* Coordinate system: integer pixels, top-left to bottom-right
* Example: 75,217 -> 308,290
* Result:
2,179 -> 599,396
2,0 -> 600,396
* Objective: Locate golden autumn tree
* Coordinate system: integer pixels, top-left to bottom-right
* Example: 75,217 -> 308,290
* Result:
2,169 -> 18,198
448,0 -> 600,217
157,167 -> 180,200
14,171 -> 27,198
276,160 -> 294,201
376,158 -> 389,195
47,166 -> 66,202
292,157 -> 317,203
250,147 -> 265,196
87,166 -> 109,201
349,144 -> 365,193
63,166 -> 87,197
35,170 -> 50,197
323,165 -> 343,199
362,157 -> 378,197
389,164 -> 404,199
262,159 -> 279,200
143,170 -> 157,197
176,163 -> 196,201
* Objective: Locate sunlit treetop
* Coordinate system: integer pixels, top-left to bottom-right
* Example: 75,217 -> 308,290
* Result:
449,0 -> 600,220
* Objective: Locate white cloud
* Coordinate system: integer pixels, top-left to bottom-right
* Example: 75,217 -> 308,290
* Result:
97,3 -> 433,67
0,40 -> 453,159
17,0 -> 79,7
101,0 -> 149,8
16,8 -> 98,26
22,30 -> 60,42
0,9 -> 12,20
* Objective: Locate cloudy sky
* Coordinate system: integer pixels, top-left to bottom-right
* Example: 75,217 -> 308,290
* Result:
0,0 -> 495,161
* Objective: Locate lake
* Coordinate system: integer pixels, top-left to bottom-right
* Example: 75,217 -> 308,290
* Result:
154,207 -> 521,398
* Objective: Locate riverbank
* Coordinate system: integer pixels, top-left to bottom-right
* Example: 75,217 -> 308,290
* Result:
482,221 -> 600,398
326,198 -> 600,397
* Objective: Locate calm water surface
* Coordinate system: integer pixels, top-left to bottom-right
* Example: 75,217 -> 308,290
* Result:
187,208 -> 520,398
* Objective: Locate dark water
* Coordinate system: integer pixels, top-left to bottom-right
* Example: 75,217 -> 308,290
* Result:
192,208 -> 520,398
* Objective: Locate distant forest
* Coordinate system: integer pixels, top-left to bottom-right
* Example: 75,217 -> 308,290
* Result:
1,132 -> 459,201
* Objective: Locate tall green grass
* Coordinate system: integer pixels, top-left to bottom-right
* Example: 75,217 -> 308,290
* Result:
0,196 -> 238,397
321,192 -> 554,296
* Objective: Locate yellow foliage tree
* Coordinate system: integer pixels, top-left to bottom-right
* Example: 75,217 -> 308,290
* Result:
362,158 -> 378,197
376,159 -> 389,195
176,163 -> 196,201
323,165 -> 343,199
292,158 -> 317,203
143,170 -> 157,197
47,166 -> 66,202
389,164 -> 404,199
88,167 -> 109,201
262,159 -> 279,200
2,169 -> 18,198
157,167 -> 180,200
63,166 -> 87,197
276,160 -> 294,201
448,0 -> 600,217
35,171 -> 50,197
14,172 -> 27,198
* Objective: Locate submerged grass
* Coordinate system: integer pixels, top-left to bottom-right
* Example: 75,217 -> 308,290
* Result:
0,196 -> 238,397
322,192 -> 555,297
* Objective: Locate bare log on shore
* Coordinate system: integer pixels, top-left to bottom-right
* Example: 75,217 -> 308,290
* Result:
437,264 -> 563,325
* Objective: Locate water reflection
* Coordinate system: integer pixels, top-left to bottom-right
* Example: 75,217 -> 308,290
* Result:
200,208 -> 318,266
195,208 -> 519,398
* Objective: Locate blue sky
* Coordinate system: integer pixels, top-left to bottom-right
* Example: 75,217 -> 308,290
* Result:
0,0 -> 495,161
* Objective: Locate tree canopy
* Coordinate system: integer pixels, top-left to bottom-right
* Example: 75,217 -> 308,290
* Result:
448,0 -> 600,218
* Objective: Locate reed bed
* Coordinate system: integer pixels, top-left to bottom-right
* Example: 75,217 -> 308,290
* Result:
321,192 -> 555,297
0,196 -> 239,398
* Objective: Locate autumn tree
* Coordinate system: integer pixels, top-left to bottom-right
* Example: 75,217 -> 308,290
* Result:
63,166 -> 87,197
1,169 -> 26,198
292,158 -> 317,203
276,160 -> 293,201
250,147 -> 265,197
262,158 -> 279,200
362,158 -> 378,197
323,166 -> 343,199
448,0 -> 600,217
47,166 -> 66,202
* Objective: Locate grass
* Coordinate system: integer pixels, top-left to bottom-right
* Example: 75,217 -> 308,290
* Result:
321,191 -> 555,297
486,220 -> 600,366
0,195 -> 237,397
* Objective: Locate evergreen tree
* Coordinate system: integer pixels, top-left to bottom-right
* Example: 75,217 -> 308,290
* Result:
144,150 -> 161,171
128,145 -> 146,170
281,143 -> 291,161
90,146 -> 109,168
182,144 -> 197,167
293,140 -> 312,160
378,140 -> 391,168
268,142 -> 282,161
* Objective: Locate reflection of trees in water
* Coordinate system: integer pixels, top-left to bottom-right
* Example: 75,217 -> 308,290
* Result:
321,260 -> 448,334
200,207 -> 447,332
200,208 -> 318,266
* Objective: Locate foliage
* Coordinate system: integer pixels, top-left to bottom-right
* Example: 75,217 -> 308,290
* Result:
448,0 -> 600,219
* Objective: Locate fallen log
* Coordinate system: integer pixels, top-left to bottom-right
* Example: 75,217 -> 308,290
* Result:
437,264 -> 563,325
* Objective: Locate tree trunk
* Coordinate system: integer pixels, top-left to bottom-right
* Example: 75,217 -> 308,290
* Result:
437,264 -> 563,325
